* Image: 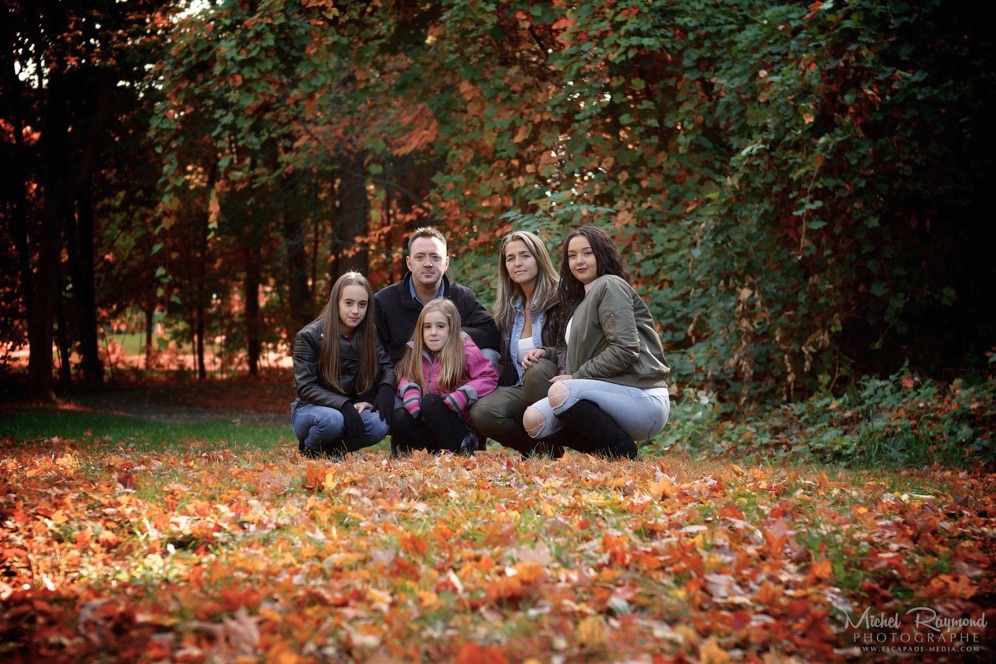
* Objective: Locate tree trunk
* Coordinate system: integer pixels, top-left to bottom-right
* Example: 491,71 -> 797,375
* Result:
144,298 -> 156,370
55,295 -> 72,386
67,189 -> 104,386
283,213 -> 312,331
195,231 -> 208,381
192,163 -> 217,381
28,33 -> 70,401
331,150 -> 370,278
245,243 -> 261,377
9,98 -> 34,337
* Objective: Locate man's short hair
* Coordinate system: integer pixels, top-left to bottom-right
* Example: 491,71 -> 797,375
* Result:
407,226 -> 448,255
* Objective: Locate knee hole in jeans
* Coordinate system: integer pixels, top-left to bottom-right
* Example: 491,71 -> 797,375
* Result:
548,381 -> 570,409
523,406 -> 546,439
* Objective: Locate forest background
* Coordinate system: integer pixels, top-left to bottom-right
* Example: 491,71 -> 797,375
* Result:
2,0 -> 994,418
2,2 -> 995,660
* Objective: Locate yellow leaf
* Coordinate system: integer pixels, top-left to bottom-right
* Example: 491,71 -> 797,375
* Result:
577,615 -> 607,648
367,587 -> 393,610
675,624 -> 700,651
649,476 -> 674,499
699,636 -> 732,664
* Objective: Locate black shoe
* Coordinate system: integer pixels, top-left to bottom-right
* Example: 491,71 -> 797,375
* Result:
555,400 -> 637,459
534,438 -> 566,459
300,439 -> 346,460
390,436 -> 412,458
458,430 -> 478,456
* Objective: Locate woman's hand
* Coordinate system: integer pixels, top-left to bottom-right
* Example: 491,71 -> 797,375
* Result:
549,374 -> 573,383
521,348 -> 546,369
354,401 -> 373,413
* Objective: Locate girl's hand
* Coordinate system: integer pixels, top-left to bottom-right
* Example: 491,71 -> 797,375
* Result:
354,401 -> 373,413
549,374 -> 573,383
521,348 -> 546,369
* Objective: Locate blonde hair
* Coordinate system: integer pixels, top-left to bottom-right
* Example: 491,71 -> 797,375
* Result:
396,298 -> 466,392
491,230 -> 560,332
318,272 -> 378,395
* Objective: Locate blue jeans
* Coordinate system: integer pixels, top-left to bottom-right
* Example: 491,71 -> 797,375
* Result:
528,379 -> 670,440
291,403 -> 389,453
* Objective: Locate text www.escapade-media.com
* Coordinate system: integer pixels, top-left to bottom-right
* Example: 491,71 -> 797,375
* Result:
844,606 -> 987,654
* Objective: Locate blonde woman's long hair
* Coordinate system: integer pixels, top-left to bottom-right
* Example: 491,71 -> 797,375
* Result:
396,298 -> 467,392
318,272 -> 378,395
491,230 -> 560,333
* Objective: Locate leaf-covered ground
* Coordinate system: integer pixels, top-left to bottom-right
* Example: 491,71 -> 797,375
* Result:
1,400 -> 993,662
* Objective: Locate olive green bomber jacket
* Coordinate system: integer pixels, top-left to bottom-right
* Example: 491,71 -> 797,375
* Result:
545,274 -> 669,389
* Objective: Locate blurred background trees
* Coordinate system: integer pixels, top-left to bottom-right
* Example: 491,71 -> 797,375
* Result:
3,0 -> 992,408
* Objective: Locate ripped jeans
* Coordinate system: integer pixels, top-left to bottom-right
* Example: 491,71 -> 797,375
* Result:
526,379 -> 670,441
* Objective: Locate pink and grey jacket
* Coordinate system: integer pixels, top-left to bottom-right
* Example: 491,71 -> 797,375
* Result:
397,337 -> 498,421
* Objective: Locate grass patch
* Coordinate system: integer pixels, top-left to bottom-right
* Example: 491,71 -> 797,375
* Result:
0,408 -> 289,453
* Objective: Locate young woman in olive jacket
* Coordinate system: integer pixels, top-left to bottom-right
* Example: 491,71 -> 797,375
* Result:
522,226 -> 670,459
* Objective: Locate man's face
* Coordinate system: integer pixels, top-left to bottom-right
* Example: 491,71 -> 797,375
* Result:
406,237 -> 449,290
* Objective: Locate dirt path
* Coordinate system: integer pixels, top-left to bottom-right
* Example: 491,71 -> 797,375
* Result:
59,380 -> 292,425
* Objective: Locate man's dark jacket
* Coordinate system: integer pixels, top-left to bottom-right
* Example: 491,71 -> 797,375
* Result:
374,273 -> 500,364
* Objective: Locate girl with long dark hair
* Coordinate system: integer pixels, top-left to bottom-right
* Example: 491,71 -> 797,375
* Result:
522,226 -> 670,458
291,272 -> 396,458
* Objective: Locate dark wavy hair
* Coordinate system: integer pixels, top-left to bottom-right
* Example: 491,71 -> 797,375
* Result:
550,225 -> 629,339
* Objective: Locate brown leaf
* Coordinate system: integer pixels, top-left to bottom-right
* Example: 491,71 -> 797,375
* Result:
224,606 -> 260,657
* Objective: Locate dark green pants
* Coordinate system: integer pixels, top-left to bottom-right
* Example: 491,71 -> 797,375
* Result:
469,357 -> 557,453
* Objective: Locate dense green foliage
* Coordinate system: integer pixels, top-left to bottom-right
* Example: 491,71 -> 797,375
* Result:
655,369 -> 995,469
371,0 -> 994,403
4,0 -> 993,410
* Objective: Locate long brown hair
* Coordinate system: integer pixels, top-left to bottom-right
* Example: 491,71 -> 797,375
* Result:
552,226 -> 630,336
491,230 -> 560,332
318,271 -> 378,395
396,298 -> 467,392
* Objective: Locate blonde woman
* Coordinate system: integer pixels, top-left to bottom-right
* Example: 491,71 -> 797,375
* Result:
469,231 -> 565,457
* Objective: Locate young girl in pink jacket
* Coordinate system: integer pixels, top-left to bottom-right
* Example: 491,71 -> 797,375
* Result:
392,298 -> 499,456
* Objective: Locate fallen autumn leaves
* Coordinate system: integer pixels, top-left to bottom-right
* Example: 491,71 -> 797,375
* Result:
1,438 -> 993,662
